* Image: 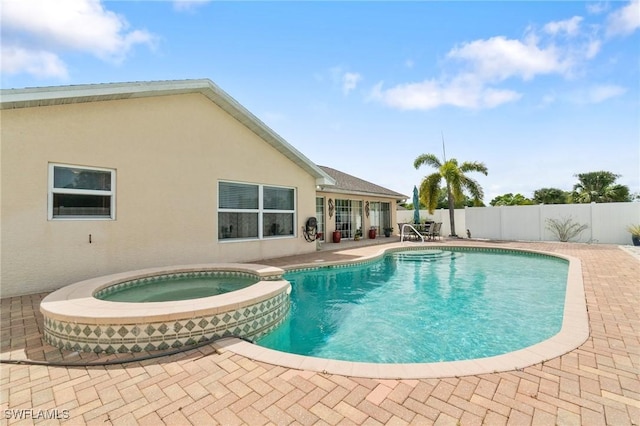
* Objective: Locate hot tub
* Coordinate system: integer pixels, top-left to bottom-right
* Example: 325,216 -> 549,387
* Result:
40,264 -> 291,353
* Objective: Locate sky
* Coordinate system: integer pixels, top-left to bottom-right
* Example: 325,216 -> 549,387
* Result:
2,0 -> 639,203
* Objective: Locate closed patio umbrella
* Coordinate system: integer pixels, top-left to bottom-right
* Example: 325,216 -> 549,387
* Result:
413,186 -> 420,224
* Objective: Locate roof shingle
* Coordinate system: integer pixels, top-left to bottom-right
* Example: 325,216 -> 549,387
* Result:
318,166 -> 408,200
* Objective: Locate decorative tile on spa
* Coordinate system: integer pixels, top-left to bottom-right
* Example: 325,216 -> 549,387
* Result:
42,288 -> 290,353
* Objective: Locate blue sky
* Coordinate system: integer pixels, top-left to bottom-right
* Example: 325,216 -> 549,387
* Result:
2,0 -> 638,202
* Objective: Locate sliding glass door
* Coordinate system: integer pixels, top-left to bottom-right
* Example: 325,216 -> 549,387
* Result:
335,199 -> 363,239
370,201 -> 391,232
315,197 -> 325,238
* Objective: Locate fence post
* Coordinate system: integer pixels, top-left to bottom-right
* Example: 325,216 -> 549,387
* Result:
539,204 -> 544,241
590,202 -> 595,243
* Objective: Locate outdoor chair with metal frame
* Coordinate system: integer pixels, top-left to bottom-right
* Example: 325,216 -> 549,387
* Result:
429,222 -> 442,240
419,222 -> 433,240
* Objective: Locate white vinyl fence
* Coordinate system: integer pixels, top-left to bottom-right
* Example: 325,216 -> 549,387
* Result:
398,202 -> 639,245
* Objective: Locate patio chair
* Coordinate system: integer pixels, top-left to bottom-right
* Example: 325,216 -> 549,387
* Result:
420,222 -> 433,240
429,222 -> 442,240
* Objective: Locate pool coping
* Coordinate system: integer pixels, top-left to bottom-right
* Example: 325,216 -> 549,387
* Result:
212,242 -> 589,379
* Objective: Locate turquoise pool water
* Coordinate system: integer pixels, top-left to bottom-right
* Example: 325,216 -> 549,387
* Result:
257,249 -> 568,363
96,275 -> 258,302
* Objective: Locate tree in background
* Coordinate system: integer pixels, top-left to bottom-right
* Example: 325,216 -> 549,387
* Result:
414,154 -> 488,237
490,193 -> 534,206
571,171 -> 630,203
401,188 -> 483,211
436,188 -> 483,209
533,188 -> 569,204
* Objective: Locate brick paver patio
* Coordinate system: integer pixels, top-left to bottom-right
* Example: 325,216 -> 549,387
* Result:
1,240 -> 638,425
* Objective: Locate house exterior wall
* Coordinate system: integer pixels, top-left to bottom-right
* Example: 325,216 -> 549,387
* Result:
315,191 -> 399,242
1,93 -> 318,297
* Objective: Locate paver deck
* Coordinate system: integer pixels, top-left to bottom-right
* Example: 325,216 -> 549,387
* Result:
1,239 -> 639,425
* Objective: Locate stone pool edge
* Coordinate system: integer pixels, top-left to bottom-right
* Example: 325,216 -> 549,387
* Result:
212,242 -> 589,379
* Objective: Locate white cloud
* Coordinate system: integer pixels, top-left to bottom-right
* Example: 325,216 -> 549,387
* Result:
586,2 -> 609,15
447,36 -> 572,81
482,87 -> 523,108
586,84 -> 627,103
543,16 -> 584,37
539,85 -> 626,107
606,0 -> 640,37
565,84 -> 627,104
328,66 -> 362,95
0,0 -> 156,78
173,0 -> 212,13
369,75 -> 521,110
0,46 -> 68,79
342,72 -> 362,95
585,39 -> 602,59
370,10 -> 617,112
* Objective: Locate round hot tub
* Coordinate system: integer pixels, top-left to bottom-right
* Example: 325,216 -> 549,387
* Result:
40,264 -> 291,353
94,272 -> 260,303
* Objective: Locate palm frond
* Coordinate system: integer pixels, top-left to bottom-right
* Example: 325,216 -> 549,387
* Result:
460,161 -> 488,175
461,176 -> 484,201
414,153 -> 441,170
420,173 -> 441,214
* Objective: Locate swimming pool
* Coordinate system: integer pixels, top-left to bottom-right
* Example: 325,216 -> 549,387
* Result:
257,248 -> 568,363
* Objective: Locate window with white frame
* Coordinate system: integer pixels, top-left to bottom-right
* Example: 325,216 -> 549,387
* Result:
48,164 -> 116,219
218,181 -> 295,240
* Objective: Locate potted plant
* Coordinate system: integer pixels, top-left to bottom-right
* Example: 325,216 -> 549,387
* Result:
332,229 -> 341,243
383,227 -> 394,237
354,228 -> 363,241
368,226 -> 377,239
627,224 -> 640,246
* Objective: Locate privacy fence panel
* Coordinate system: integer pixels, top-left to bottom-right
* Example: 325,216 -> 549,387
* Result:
466,202 -> 638,245
540,204 -> 592,243
591,202 -> 639,244
500,205 -> 543,241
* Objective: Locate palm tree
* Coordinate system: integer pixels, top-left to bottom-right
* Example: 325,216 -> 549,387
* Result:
572,171 -> 630,203
414,154 -> 488,237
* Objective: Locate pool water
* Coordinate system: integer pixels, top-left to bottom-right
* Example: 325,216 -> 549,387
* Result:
96,275 -> 258,302
257,249 -> 568,363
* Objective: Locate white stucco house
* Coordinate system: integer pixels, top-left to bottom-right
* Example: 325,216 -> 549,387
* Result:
0,79 -> 406,298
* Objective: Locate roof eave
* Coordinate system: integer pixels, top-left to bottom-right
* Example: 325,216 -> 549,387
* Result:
317,187 -> 408,201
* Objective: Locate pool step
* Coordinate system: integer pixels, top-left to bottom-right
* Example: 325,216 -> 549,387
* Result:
395,250 -> 461,262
